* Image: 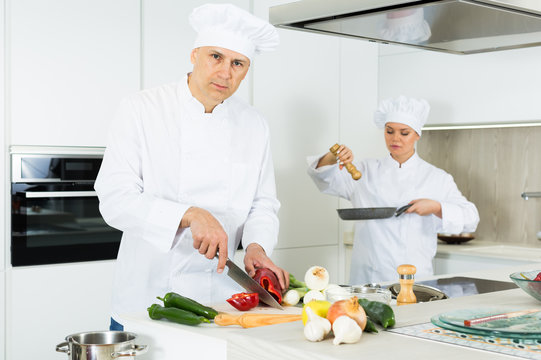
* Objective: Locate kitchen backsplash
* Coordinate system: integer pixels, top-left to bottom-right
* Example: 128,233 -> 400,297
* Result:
418,125 -> 541,247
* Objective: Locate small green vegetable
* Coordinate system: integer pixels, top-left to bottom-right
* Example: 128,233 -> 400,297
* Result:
364,317 -> 379,333
358,298 -> 395,329
157,292 -> 218,320
288,273 -> 307,288
147,304 -> 210,325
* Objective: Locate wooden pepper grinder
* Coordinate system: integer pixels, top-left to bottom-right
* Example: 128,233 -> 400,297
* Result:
329,144 -> 362,180
397,264 -> 417,306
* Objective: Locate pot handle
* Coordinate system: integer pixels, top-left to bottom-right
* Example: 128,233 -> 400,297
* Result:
111,344 -> 148,358
55,341 -> 70,355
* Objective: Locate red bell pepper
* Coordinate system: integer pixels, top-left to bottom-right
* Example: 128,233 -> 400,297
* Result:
252,268 -> 283,304
226,292 -> 259,311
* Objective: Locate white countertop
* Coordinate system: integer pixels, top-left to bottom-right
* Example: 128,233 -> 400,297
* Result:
121,263 -> 541,360
343,230 -> 541,262
436,241 -> 541,262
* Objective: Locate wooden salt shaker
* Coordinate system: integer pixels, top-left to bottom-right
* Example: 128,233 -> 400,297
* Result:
397,264 -> 417,306
329,144 -> 362,180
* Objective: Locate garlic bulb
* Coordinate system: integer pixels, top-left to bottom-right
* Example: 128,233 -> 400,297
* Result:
303,307 -> 331,342
332,315 -> 363,345
303,289 -> 325,304
304,266 -> 330,291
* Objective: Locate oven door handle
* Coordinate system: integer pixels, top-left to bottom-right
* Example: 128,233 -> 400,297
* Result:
22,191 -> 97,198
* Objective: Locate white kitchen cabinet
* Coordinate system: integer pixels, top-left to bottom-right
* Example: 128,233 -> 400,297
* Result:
141,0 -> 250,102
378,45 -> 541,126
0,272 -> 5,360
433,252 -> 534,275
6,261 -> 115,360
9,0 -> 140,147
252,19 -> 341,250
1,0 -> 5,274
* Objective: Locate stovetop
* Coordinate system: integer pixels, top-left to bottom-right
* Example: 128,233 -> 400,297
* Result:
415,276 -> 518,298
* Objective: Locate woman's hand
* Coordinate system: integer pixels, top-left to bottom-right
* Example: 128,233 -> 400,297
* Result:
405,199 -> 442,218
244,243 -> 290,291
316,144 -> 354,170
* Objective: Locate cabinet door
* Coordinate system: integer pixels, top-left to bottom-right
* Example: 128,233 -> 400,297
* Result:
0,272 -> 4,360
378,46 -> 541,126
433,253 -> 530,275
7,262 -> 115,360
251,17 -> 341,249
10,0 -> 140,146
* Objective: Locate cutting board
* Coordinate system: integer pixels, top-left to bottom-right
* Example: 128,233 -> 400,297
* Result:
212,303 -> 302,315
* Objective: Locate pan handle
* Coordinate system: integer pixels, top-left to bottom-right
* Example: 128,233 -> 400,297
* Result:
395,204 -> 412,217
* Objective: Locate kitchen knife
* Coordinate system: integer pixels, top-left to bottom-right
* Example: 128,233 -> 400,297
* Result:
225,258 -> 284,310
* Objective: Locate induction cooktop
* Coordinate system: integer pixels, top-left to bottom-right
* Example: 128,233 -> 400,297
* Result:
415,276 -> 518,298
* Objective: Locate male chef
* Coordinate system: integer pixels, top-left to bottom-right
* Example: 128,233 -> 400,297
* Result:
95,3 -> 289,331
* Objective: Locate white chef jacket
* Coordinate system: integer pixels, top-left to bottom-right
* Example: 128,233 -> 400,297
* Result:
307,152 -> 479,285
95,75 -> 280,321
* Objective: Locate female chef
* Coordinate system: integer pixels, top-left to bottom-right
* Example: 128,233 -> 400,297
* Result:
307,96 -> 479,284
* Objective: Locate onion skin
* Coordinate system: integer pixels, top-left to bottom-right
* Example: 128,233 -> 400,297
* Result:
326,296 -> 367,330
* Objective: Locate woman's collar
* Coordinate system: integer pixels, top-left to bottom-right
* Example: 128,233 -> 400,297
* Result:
384,151 -> 420,169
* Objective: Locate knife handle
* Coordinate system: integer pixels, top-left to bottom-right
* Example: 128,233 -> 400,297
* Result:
329,144 -> 362,180
214,313 -> 302,328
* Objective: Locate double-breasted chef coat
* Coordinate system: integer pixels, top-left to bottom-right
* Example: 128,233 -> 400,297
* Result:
307,152 -> 479,285
95,75 -> 280,322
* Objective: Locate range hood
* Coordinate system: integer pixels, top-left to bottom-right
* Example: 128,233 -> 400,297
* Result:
269,0 -> 541,54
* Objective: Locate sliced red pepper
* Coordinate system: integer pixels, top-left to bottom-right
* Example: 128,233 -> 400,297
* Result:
252,268 -> 283,304
534,272 -> 541,281
226,292 -> 259,311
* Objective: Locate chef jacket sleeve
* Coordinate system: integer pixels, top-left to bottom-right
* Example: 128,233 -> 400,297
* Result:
240,126 -> 280,256
306,153 -> 357,201
438,174 -> 480,234
95,97 -> 189,253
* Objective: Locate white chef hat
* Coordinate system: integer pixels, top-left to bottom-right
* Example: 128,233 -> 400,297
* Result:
189,3 -> 279,61
373,96 -> 430,136
380,8 -> 431,44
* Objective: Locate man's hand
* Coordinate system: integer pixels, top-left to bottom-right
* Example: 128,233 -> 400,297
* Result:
406,199 -> 442,218
180,207 -> 228,273
244,243 -> 289,291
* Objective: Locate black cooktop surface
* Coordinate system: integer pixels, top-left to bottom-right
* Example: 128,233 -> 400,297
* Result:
415,276 -> 518,298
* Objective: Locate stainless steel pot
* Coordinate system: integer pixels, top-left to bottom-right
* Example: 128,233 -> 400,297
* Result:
56,331 -> 148,360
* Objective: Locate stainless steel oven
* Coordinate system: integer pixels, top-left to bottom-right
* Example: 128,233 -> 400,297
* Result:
10,146 -> 121,266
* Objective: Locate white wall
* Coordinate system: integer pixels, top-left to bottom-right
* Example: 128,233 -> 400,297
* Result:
378,44 -> 541,126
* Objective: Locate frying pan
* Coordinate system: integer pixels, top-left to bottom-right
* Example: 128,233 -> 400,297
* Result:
337,204 -> 412,220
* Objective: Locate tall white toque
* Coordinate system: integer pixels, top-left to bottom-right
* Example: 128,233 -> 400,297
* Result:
189,3 -> 280,61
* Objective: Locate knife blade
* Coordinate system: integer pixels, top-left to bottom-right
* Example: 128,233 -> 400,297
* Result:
225,258 -> 284,310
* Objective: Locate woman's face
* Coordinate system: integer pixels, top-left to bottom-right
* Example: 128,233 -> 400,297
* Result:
384,122 -> 420,162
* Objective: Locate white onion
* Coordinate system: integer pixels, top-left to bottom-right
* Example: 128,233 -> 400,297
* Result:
304,266 -> 330,291
282,289 -> 301,306
303,289 -> 325,304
